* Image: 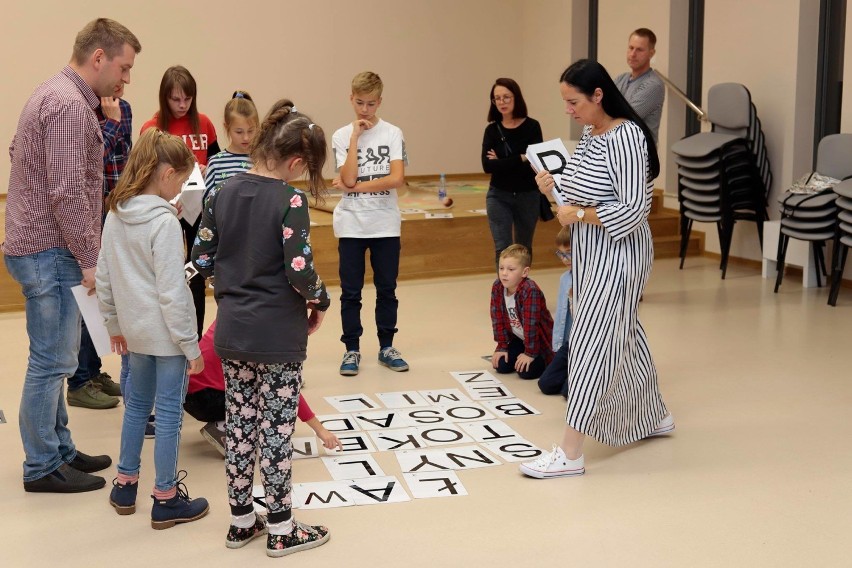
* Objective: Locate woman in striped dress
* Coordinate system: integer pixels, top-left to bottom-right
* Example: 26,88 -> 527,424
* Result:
520,59 -> 673,479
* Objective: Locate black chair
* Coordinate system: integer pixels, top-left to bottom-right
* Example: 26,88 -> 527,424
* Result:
828,179 -> 852,305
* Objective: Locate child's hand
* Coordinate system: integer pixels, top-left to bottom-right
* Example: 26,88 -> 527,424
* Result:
351,119 -> 373,137
515,353 -> 534,373
110,335 -> 127,355
188,355 -> 204,375
332,177 -> 354,190
318,428 -> 343,451
491,350 -> 508,369
307,305 -> 325,335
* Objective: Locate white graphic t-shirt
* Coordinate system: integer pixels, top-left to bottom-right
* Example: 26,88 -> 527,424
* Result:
331,119 -> 408,238
504,291 -> 524,340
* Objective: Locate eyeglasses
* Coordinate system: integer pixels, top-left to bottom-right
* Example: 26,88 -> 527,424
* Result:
492,95 -> 514,104
555,250 -> 572,261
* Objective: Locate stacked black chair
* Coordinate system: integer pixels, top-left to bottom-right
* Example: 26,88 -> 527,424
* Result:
671,83 -> 772,278
774,134 -> 852,293
829,178 -> 852,305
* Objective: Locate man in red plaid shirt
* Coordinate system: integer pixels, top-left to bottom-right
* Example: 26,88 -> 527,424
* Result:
3,18 -> 141,494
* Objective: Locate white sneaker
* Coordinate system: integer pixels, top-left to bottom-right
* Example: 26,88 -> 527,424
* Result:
519,445 -> 585,479
647,413 -> 675,437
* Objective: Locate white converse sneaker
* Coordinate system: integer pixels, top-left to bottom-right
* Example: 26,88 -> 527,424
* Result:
647,413 -> 675,437
519,445 -> 585,479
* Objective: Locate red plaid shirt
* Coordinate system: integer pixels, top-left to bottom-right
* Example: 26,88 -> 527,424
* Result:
3,66 -> 103,269
97,99 -> 132,199
490,277 -> 555,363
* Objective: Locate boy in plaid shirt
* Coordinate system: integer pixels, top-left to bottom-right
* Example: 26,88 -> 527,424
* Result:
490,244 -> 554,380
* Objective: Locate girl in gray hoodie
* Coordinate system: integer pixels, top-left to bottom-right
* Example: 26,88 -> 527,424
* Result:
97,128 -> 209,529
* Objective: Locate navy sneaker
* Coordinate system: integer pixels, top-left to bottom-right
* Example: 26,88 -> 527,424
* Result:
378,347 -> 409,372
110,478 -> 138,515
150,471 -> 209,530
339,351 -> 361,376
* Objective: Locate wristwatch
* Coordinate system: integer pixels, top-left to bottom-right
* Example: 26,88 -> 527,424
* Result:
576,208 -> 586,222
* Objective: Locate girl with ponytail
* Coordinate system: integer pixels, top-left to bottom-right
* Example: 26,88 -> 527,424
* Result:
97,128 -> 209,528
191,100 -> 332,557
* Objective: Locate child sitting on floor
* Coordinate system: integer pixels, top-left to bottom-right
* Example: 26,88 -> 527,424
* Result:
490,244 -> 554,380
539,227 -> 573,397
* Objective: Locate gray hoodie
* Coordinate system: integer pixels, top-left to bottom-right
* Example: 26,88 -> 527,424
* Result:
96,194 -> 200,360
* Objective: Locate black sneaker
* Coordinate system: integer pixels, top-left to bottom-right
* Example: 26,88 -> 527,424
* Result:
150,471 -> 210,530
200,422 -> 226,457
226,515 -> 267,549
68,451 -> 112,473
23,464 -> 106,493
267,520 -> 330,557
109,478 -> 138,515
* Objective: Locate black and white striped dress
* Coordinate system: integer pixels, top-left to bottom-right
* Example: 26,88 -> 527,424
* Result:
555,121 -> 667,446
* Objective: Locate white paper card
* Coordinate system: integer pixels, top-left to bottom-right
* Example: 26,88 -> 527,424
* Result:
424,212 -> 453,219
71,285 -> 112,357
458,419 -> 522,442
347,476 -> 411,505
525,138 -> 570,206
322,454 -> 385,480
351,410 -> 415,431
403,471 -> 468,499
395,445 -> 501,472
480,398 -> 541,418
324,433 -> 376,455
293,481 -> 357,509
375,391 -> 430,409
413,425 -> 473,446
324,394 -> 382,413
449,370 -> 501,385
290,436 -> 321,460
480,439 -> 546,462
175,162 -> 206,224
418,389 -> 471,405
367,428 -> 428,452
316,414 -> 360,433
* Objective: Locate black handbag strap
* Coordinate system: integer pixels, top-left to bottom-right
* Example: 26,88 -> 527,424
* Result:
495,123 -> 514,156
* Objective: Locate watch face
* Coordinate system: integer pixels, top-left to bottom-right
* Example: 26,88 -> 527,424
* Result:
577,209 -> 585,219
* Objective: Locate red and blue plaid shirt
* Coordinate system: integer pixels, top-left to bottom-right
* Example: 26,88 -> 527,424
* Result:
97,99 -> 132,199
490,277 -> 555,363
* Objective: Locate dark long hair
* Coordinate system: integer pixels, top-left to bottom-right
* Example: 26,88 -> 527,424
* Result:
487,78 -> 529,123
560,59 -> 660,179
157,65 -> 200,136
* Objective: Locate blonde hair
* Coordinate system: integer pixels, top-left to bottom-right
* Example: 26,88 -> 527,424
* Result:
499,244 -> 531,268
351,71 -> 383,97
225,90 -> 259,132
109,128 -> 195,211
555,226 -> 571,247
251,99 -> 327,200
72,18 -> 141,65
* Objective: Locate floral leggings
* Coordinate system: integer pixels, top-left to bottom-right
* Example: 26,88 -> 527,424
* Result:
223,359 -> 301,524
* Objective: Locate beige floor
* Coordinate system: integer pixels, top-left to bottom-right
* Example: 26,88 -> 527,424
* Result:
1,257 -> 850,567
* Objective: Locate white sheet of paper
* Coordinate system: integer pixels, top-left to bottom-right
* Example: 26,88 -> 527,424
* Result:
290,436 -> 320,460
458,419 -> 522,443
175,162 -> 206,224
424,212 -> 453,219
403,471 -> 468,499
463,383 -> 514,400
71,285 -> 112,357
367,427 -> 427,452
418,389 -> 471,405
467,209 -> 488,215
322,455 -> 385,480
347,476 -> 411,506
480,439 -> 546,462
449,370 -> 501,385
479,398 -> 541,418
375,391 -> 430,409
525,139 -> 570,206
395,445 -> 501,472
324,394 -> 382,413
413,425 -> 473,446
324,433 -> 376,455
292,481 -> 357,510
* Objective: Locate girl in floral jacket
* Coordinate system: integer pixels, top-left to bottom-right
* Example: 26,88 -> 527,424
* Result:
191,100 -> 332,558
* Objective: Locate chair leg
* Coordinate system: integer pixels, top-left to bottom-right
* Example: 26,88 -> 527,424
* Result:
720,220 -> 734,280
679,216 -> 692,270
828,245 -> 848,306
756,217 -> 764,251
813,242 -> 823,289
774,233 -> 789,293
716,222 -> 727,271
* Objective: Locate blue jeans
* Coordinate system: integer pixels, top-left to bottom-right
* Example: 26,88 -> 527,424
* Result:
4,248 -> 81,481
118,353 -> 188,491
119,353 -> 130,398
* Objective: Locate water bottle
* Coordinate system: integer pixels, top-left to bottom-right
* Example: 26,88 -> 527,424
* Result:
438,173 -> 447,201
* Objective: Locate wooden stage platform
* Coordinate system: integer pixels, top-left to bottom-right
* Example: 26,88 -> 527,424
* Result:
0,175 -> 696,312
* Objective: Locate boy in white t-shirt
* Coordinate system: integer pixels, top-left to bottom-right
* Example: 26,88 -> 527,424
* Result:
332,71 -> 409,376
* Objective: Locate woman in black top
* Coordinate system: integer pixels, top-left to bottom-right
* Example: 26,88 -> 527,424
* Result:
482,78 -> 544,268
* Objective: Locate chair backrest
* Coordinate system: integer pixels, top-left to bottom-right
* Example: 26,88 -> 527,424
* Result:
707,83 -> 752,134
816,133 -> 852,180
